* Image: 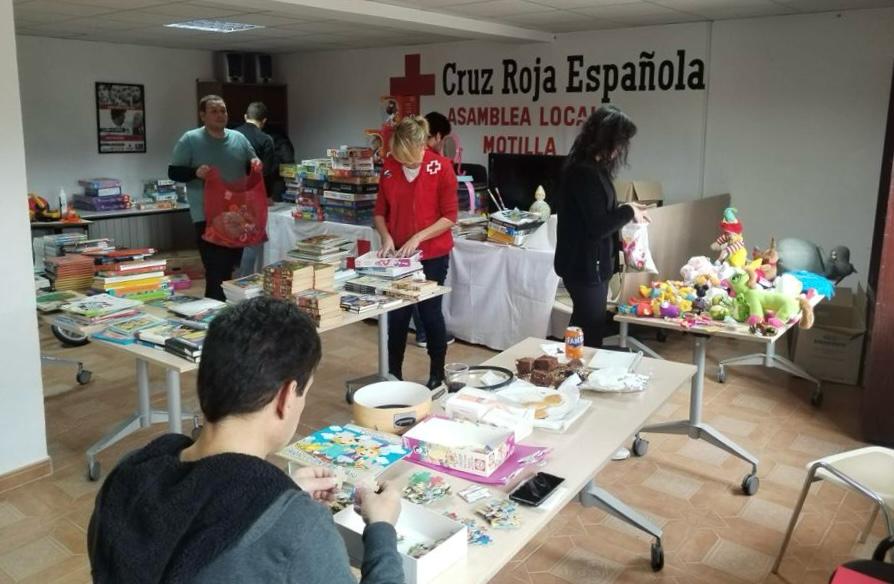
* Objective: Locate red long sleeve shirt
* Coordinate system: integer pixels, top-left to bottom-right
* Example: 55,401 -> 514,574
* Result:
374,149 -> 458,260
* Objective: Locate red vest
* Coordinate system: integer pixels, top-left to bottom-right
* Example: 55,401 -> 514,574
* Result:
374,150 -> 458,260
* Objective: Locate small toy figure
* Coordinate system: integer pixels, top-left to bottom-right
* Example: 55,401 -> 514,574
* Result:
528,185 -> 551,222
710,207 -> 747,268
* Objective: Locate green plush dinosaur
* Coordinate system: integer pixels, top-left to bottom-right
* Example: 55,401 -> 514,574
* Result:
728,271 -> 814,329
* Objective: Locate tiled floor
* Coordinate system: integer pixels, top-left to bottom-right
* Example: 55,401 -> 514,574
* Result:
1,319 -> 880,583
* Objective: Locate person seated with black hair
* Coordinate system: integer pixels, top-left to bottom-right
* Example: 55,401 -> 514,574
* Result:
87,297 -> 404,584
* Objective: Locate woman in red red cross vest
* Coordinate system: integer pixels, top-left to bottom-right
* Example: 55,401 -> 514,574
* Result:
374,116 -> 458,389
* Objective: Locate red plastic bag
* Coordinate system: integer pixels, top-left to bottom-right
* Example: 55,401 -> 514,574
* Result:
202,163 -> 268,248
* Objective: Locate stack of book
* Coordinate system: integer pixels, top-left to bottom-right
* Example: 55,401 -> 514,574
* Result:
63,238 -> 114,255
91,252 -> 170,302
294,289 -> 342,328
135,319 -> 205,348
487,209 -> 545,247
452,214 -> 489,241
45,254 -> 96,291
92,312 -> 167,344
322,147 -> 378,225
384,279 -> 440,301
354,251 -> 423,279
165,329 -> 205,363
343,275 -> 392,295
35,290 -> 84,313
263,260 -> 315,298
42,234 -> 87,258
340,293 -> 402,314
312,263 -> 336,292
287,235 -> 351,264
291,159 -> 328,220
222,273 -> 264,304
140,179 -> 179,210
168,297 -> 227,327
58,293 -> 143,327
74,178 -> 130,212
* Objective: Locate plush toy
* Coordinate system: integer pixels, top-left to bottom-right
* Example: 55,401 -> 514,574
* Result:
747,238 -> 779,287
529,185 -> 551,222
680,256 -> 721,285
28,193 -> 61,222
729,271 -> 814,329
710,208 -> 747,268
776,238 -> 857,283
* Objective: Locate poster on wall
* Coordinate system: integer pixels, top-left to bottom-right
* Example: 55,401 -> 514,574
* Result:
95,82 -> 146,154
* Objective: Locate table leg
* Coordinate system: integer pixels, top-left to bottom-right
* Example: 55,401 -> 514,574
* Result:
137,358 -> 151,427
378,311 -> 389,379
718,340 -> 823,405
607,321 -> 662,359
579,482 -> 664,571
636,334 -> 760,495
165,368 -> 183,434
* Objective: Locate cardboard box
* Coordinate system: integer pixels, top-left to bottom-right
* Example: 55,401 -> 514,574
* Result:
613,179 -> 664,205
445,387 -> 534,442
793,285 -> 867,385
334,502 -> 467,584
403,417 -> 515,477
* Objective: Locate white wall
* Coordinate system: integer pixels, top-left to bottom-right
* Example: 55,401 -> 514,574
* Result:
279,23 -> 710,200
16,36 -> 213,201
280,8 -> 894,283
704,9 -> 894,282
0,0 -> 48,475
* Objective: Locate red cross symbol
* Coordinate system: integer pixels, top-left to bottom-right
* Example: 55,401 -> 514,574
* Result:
426,160 -> 441,175
390,54 -> 435,97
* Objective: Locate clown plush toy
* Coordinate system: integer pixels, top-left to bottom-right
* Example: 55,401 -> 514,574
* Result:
711,207 -> 747,268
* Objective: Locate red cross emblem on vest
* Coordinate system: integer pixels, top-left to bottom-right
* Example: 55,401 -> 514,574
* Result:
426,160 -> 441,175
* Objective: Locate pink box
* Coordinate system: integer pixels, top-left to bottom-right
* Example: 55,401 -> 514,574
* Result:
402,417 -> 515,477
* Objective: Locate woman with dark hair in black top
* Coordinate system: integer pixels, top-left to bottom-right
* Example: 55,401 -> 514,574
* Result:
554,105 -> 650,348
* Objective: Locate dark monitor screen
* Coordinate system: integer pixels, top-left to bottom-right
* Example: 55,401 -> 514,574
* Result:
487,153 -> 566,212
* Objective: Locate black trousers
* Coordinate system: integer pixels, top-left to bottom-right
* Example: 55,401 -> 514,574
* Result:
565,280 -> 609,348
194,222 -> 243,301
388,255 -> 449,380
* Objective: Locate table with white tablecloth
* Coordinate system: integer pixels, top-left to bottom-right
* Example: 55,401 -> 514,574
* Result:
264,206 -> 380,264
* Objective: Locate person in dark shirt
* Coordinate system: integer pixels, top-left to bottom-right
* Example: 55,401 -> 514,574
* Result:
234,102 -> 277,277
88,297 -> 404,584
554,105 -> 649,348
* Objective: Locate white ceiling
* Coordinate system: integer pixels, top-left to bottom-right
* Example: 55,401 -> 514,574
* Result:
13,0 -> 894,53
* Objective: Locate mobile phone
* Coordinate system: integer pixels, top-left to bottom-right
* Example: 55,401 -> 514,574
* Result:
509,472 -> 564,506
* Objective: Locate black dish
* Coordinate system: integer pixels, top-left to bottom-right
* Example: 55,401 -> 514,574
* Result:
465,366 -> 515,391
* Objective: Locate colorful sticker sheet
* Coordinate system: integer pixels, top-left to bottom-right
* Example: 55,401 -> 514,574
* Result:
403,471 -> 452,505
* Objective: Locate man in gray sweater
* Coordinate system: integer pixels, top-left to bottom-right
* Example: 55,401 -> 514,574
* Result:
88,297 -> 405,583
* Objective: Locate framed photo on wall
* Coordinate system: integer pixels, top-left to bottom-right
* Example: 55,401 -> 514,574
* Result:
95,82 -> 146,153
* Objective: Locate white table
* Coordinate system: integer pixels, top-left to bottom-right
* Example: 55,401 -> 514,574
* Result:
265,206 -> 380,264
51,288 -> 450,480
614,309 -> 821,497
349,337 -> 696,580
443,238 -> 560,351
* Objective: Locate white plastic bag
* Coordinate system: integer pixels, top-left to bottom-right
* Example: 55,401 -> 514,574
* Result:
621,222 -> 658,273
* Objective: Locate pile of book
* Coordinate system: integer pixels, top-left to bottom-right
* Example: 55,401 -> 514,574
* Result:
487,209 -> 545,247
222,273 -> 264,304
322,147 -> 378,225
287,159 -> 327,220
452,214 -> 489,241
90,249 -> 170,302
63,238 -> 114,255
340,293 -> 402,314
167,297 -> 227,327
134,319 -> 204,349
92,312 -> 166,345
287,234 -> 351,265
74,178 -> 131,212
384,279 -> 440,301
354,251 -> 423,279
294,289 -> 342,328
140,179 -> 179,210
42,233 -> 87,258
343,275 -> 391,295
263,260 -> 315,298
45,254 -> 96,291
58,293 -> 143,328
164,329 -> 205,363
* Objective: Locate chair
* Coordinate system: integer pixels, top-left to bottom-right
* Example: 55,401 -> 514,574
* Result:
773,447 -> 894,574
